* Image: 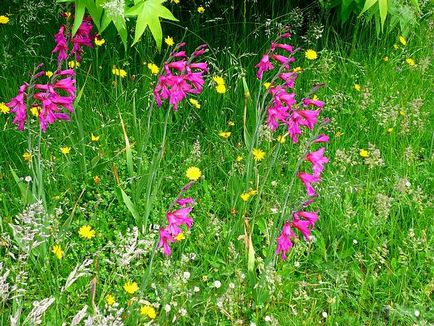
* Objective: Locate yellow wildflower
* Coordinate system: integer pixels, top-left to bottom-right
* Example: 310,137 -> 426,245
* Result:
197,6 -> 205,13
60,147 -> 71,155
335,131 -> 343,137
65,12 -> 71,18
106,294 -> 115,306
189,98 -> 201,109
252,148 -> 265,161
164,36 -> 174,46
293,66 -> 302,73
95,37 -> 105,46
216,84 -> 227,94
0,15 -> 9,24
94,175 -> 101,185
218,131 -> 231,139
175,232 -> 185,241
393,44 -> 399,50
276,135 -> 286,143
186,166 -> 201,181
264,82 -> 271,89
405,58 -> 415,66
91,134 -> 100,142
236,155 -> 243,162
0,102 -> 9,114
359,149 -> 369,158
383,56 -> 389,62
399,35 -> 407,46
45,71 -> 53,78
213,76 -> 225,85
51,244 -> 64,259
140,305 -> 157,319
112,67 -> 127,78
78,225 -> 96,240
228,121 -> 235,127
248,189 -> 258,196
123,281 -> 139,294
354,84 -> 361,91
240,192 -> 250,202
387,128 -> 393,133
305,49 -> 318,60
147,63 -> 159,75
30,106 -> 40,117
68,60 -> 80,69
23,152 -> 31,161
171,0 -> 180,3
399,110 -> 406,116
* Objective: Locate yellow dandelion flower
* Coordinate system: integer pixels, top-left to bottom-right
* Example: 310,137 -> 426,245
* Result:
263,82 -> 271,89
387,128 -> 393,133
293,66 -> 302,73
228,121 -> 235,127
95,37 -> 105,46
30,106 -> 40,117
0,102 -> 10,114
248,189 -> 257,196
240,192 -> 251,202
197,6 -> 205,13
140,305 -> 157,319
0,15 -> 9,24
399,35 -> 407,46
405,58 -> 415,66
399,110 -> 406,116
78,225 -> 96,240
51,244 -> 64,259
236,155 -> 243,162
359,149 -> 369,158
276,135 -> 286,143
215,84 -> 227,94
213,76 -> 225,85
218,131 -> 231,139
164,36 -> 174,46
106,294 -> 115,306
45,71 -> 53,78
123,281 -> 139,294
112,67 -> 127,78
252,148 -> 265,161
383,56 -> 389,62
147,63 -> 159,75
171,0 -> 180,3
60,146 -> 71,155
175,232 -> 185,241
23,152 -> 31,161
186,166 -> 201,181
335,131 -> 343,137
91,134 -> 100,142
354,84 -> 361,91
189,98 -> 201,109
68,60 -> 80,69
305,49 -> 318,60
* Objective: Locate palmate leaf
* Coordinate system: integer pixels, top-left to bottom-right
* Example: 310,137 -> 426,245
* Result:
126,0 -> 178,49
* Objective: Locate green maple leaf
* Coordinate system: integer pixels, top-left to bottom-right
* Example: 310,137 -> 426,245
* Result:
126,0 -> 178,49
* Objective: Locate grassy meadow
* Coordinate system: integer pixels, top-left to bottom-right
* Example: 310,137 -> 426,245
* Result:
0,1 -> 433,325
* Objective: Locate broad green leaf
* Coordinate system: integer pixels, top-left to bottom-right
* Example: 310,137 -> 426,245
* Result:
84,0 -> 103,30
112,15 -> 127,48
126,0 -> 178,49
120,188 -> 140,223
72,0 -> 86,35
378,0 -> 388,31
360,0 -> 378,15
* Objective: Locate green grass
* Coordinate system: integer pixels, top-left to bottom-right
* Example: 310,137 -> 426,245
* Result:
0,3 -> 433,325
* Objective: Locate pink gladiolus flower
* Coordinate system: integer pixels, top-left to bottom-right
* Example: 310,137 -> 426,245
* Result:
287,111 -> 303,143
52,25 -> 68,62
267,103 -> 290,131
298,172 -> 320,197
170,51 -> 186,58
279,72 -> 297,88
70,17 -> 93,61
294,211 -> 319,227
176,197 -> 195,206
276,222 -> 296,260
298,110 -> 320,129
303,98 -> 324,109
166,206 -> 193,236
306,147 -> 329,175
158,228 -> 175,256
292,218 -> 312,241
192,44 -> 208,57
271,43 -> 293,53
6,84 -> 28,130
255,54 -> 274,80
314,134 -> 329,143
